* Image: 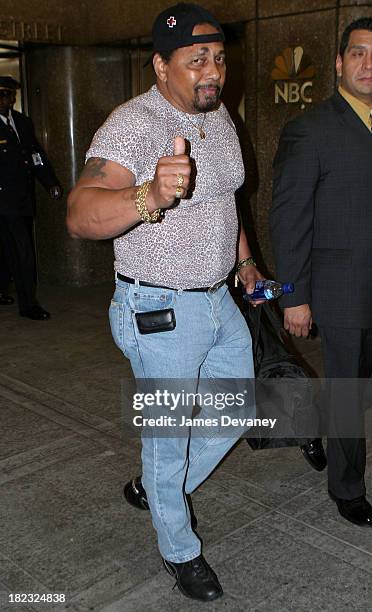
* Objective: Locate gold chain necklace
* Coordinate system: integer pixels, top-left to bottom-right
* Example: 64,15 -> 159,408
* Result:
184,113 -> 207,139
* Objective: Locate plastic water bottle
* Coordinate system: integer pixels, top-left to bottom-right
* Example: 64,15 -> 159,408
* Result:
244,280 -> 294,301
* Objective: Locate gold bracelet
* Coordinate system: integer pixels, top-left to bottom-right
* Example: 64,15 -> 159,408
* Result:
134,180 -> 163,223
235,257 -> 256,287
236,257 -> 256,273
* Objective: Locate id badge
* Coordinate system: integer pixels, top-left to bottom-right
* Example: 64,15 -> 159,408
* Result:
32,152 -> 43,166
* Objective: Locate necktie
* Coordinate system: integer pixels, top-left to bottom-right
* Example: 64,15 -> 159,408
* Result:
369,111 -> 372,132
6,115 -> 18,140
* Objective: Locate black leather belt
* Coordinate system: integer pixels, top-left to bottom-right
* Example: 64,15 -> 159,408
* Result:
116,273 -> 226,294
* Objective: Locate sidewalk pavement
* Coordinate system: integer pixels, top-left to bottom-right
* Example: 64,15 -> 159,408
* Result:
1,283 -> 372,611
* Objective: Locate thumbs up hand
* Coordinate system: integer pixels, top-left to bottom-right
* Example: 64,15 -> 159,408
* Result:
147,136 -> 191,211
173,135 -> 186,156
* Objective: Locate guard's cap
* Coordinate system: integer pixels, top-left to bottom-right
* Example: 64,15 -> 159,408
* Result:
0,76 -> 20,90
152,2 -> 224,53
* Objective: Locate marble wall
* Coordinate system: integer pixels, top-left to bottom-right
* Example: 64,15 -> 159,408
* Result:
243,1 -> 371,273
26,46 -> 132,286
0,0 -> 84,44
0,0 -> 256,44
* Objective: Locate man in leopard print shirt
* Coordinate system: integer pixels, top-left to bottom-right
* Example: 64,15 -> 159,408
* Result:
67,2 -> 263,602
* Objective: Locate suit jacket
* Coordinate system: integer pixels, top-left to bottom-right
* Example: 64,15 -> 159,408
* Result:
0,110 -> 59,216
270,92 -> 372,329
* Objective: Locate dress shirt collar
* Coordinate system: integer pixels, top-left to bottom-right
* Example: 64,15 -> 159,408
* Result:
338,86 -> 372,131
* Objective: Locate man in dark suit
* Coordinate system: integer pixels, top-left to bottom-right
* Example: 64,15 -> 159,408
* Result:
271,17 -> 372,526
0,250 -> 14,304
0,76 -> 61,320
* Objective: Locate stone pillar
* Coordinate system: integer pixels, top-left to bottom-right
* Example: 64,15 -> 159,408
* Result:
25,45 -> 132,286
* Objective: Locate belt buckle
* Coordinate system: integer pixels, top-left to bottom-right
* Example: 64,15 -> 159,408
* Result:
208,278 -> 226,294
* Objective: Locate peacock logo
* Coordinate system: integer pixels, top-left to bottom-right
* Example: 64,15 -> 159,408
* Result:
271,46 -> 316,108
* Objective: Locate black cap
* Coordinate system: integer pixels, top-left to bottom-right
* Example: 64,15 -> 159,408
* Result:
0,76 -> 20,90
152,2 -> 225,53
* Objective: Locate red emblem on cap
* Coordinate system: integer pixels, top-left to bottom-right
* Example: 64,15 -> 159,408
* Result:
167,16 -> 177,28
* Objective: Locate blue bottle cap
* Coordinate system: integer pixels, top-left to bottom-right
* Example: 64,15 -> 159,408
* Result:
282,283 -> 294,294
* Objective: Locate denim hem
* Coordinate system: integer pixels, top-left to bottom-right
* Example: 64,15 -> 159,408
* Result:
162,546 -> 202,564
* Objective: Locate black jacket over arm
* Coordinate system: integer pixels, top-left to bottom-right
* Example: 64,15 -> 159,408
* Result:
270,92 -> 372,329
0,110 -> 59,216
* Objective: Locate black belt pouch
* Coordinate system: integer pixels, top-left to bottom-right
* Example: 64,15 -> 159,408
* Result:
135,308 -> 176,334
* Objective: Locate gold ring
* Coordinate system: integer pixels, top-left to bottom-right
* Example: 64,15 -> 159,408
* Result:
175,187 -> 183,199
177,174 -> 184,187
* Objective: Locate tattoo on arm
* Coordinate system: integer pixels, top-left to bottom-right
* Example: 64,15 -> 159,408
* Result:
81,157 -> 108,179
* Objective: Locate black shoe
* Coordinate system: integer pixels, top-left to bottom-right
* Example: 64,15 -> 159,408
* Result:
20,305 -> 50,320
300,438 -> 327,471
0,292 -> 14,305
329,493 -> 372,527
123,476 -> 197,529
123,477 -> 149,510
163,554 -> 223,602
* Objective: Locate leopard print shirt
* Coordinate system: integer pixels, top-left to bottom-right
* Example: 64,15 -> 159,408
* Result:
86,85 -> 244,289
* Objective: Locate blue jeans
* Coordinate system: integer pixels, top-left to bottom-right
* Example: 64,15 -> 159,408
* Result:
109,278 -> 254,563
